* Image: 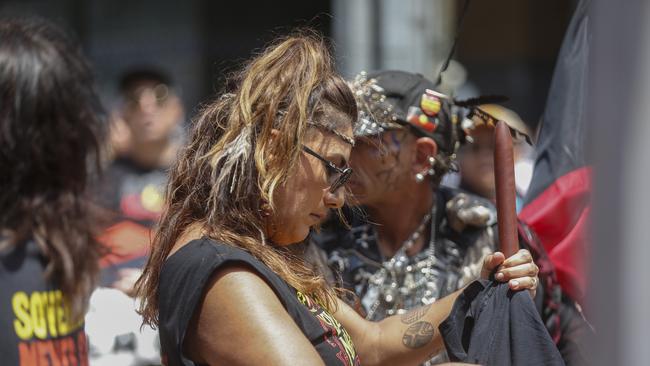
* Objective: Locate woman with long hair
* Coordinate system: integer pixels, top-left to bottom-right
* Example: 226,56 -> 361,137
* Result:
0,18 -> 104,365
135,33 -> 539,366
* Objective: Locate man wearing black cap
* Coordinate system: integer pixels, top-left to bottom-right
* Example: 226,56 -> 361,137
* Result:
312,70 -> 590,364
312,70 -> 500,363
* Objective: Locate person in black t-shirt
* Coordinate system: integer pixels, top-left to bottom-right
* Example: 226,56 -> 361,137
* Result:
0,18 -> 104,366
134,33 -> 540,366
94,69 -> 185,298
99,68 -> 185,229
90,69 -> 185,366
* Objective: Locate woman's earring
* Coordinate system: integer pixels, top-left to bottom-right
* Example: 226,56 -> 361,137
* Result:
415,172 -> 425,183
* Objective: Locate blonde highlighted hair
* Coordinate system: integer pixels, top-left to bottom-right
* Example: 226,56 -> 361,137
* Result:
135,32 -> 357,327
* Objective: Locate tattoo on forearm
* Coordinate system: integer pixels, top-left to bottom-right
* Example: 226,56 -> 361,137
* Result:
400,304 -> 432,324
402,321 -> 435,349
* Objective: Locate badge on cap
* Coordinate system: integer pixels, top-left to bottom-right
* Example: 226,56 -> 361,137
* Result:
407,106 -> 438,133
420,90 -> 441,117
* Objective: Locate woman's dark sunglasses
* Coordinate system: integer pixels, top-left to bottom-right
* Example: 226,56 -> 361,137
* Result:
302,145 -> 353,193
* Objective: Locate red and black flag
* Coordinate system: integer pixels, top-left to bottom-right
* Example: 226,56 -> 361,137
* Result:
519,0 -> 591,304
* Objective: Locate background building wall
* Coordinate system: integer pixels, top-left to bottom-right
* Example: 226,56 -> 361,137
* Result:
0,0 -> 571,131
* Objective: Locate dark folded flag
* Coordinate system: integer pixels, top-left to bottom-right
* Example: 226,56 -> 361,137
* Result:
519,0 -> 591,304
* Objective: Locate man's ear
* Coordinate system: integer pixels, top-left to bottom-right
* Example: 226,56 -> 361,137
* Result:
413,137 -> 438,174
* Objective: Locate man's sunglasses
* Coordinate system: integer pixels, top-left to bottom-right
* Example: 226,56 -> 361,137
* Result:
302,145 -> 353,193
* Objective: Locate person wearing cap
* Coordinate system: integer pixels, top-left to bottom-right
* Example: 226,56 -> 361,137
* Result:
457,104 -> 534,213
312,70 -> 588,364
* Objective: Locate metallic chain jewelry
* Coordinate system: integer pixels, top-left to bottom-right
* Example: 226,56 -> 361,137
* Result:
399,211 -> 432,254
365,202 -> 444,320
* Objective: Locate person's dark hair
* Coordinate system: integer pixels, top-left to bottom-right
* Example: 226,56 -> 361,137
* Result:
136,31 -> 357,327
119,67 -> 173,94
0,18 -> 104,319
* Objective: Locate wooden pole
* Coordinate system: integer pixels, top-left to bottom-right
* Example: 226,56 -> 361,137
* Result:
494,121 -> 519,257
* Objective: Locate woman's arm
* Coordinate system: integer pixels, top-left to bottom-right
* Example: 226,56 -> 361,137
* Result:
334,288 -> 461,365
333,249 -> 539,366
184,264 -> 325,366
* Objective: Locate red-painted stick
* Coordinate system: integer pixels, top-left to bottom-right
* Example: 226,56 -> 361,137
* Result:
494,121 -> 519,257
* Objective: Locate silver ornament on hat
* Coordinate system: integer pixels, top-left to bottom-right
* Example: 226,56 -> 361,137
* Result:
350,72 -> 404,137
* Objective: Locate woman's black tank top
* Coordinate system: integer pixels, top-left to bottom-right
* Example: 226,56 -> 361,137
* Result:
157,238 -> 361,366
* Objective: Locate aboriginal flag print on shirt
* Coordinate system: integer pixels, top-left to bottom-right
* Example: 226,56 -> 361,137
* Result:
0,240 -> 89,366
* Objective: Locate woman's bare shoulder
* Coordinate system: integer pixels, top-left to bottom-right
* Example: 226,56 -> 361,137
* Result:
184,263 -> 325,366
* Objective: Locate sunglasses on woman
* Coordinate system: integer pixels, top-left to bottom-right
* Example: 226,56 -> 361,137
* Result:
302,145 -> 353,193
